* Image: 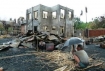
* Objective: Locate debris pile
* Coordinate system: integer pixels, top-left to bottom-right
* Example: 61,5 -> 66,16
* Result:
45,51 -> 73,66
0,32 -> 105,71
0,31 -> 68,51
88,36 -> 105,49
85,35 -> 105,46
0,35 -> 11,39
34,50 -> 104,71
34,50 -> 75,71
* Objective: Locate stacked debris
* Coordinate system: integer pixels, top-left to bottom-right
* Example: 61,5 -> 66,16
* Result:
0,36 -> 105,71
0,31 -> 67,51
85,36 -> 105,49
100,41 -> 105,49
85,36 -> 105,45
0,35 -> 11,39
17,32 -> 66,51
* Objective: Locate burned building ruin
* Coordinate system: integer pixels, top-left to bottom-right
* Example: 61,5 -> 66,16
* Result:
26,4 -> 74,37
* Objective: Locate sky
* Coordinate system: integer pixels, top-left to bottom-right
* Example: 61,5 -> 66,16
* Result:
0,0 -> 105,22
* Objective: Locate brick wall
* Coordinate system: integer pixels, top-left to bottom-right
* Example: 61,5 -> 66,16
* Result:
88,29 -> 105,37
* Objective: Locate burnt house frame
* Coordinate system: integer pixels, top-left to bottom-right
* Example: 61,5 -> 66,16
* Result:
26,4 -> 74,37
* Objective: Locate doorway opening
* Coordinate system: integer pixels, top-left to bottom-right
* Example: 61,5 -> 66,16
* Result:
34,26 -> 37,33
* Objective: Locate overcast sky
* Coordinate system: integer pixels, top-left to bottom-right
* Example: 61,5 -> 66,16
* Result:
0,0 -> 105,22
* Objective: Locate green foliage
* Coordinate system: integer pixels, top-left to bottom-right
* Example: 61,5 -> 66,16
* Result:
8,27 -> 13,32
74,17 -> 92,30
0,23 -> 5,30
76,22 -> 90,30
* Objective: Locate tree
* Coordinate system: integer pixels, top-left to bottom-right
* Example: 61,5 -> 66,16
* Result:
76,22 -> 91,30
74,16 -> 94,30
18,17 -> 24,24
2,21 -> 11,34
91,16 -> 105,29
99,16 -> 105,28
0,22 -> 4,35
74,17 -> 81,30
10,18 -> 12,21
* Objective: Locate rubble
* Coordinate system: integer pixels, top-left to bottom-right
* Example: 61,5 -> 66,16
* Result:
0,44 -> 10,51
0,32 -> 105,71
0,35 -> 11,39
0,31 -> 68,51
54,66 -> 67,71
34,50 -> 104,71
100,41 -> 105,49
0,43 -> 105,71
85,35 -> 105,46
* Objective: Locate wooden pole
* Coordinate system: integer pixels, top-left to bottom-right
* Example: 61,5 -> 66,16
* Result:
85,7 -> 87,24
64,10 -> 66,37
86,12 -> 87,24
37,38 -> 38,51
32,7 -> 34,33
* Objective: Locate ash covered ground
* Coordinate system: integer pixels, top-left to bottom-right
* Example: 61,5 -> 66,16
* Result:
0,38 -> 105,71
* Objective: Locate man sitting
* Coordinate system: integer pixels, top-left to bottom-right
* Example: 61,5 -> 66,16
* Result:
72,44 -> 89,68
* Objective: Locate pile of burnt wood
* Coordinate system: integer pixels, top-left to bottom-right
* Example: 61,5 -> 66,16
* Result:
0,31 -> 67,51
17,31 -> 67,51
100,41 -> 105,49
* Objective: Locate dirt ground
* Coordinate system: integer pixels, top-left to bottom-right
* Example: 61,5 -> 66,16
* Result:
0,44 -> 105,71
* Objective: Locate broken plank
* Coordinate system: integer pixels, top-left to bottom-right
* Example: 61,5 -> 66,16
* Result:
77,62 -> 103,70
21,42 -> 32,48
54,66 -> 67,71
